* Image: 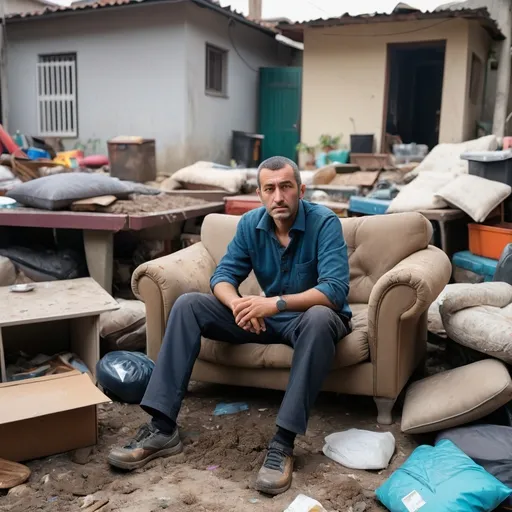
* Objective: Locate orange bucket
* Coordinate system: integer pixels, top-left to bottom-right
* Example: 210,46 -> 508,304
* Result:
468,223 -> 512,260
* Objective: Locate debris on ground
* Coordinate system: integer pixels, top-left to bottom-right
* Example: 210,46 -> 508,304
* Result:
0,383 -> 407,511
101,193 -> 208,214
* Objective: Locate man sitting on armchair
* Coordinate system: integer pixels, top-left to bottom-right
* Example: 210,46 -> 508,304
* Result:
108,156 -> 352,495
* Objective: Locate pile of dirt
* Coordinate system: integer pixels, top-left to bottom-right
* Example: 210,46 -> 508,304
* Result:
307,467 -> 379,511
186,424 -> 274,481
102,193 -> 208,214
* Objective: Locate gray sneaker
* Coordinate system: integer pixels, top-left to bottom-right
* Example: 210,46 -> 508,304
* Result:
108,423 -> 183,470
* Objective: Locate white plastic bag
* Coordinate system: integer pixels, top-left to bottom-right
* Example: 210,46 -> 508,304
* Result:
283,494 -> 327,512
323,429 -> 395,470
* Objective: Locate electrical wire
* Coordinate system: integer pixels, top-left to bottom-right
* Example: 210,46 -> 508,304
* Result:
227,19 -> 259,72
304,0 -> 330,16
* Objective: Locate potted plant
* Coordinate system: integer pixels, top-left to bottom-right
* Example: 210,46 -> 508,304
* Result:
296,142 -> 317,169
319,134 -> 341,153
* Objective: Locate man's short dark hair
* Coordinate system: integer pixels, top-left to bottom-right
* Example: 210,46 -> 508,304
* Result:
257,156 -> 301,188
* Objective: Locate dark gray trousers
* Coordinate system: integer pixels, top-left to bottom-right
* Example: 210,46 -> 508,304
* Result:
141,293 -> 348,435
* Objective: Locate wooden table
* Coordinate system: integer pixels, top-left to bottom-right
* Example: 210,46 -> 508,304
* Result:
0,202 -> 224,294
0,278 -> 119,382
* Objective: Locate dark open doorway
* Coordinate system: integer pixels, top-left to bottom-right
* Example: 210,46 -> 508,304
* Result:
383,41 -> 446,152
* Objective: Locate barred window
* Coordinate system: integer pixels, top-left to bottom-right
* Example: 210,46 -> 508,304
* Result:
37,53 -> 78,137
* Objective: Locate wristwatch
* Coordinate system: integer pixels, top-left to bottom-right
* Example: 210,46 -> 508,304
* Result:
276,296 -> 287,312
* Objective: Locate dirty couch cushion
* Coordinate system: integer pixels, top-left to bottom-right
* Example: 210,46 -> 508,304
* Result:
100,298 -> 146,352
435,174 -> 512,223
401,359 -> 512,434
387,171 -> 454,213
198,304 -> 369,369
440,282 -> 512,364
7,173 -> 132,210
0,256 -> 16,287
170,162 -> 247,193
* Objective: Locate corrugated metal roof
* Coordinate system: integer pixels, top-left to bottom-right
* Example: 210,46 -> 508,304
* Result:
278,6 -> 503,42
5,0 -> 278,37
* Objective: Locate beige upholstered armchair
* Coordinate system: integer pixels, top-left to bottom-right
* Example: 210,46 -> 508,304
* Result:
132,211 -> 451,424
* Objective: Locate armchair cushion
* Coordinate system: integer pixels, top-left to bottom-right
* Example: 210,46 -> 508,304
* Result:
402,359 -> 512,434
198,304 -> 369,369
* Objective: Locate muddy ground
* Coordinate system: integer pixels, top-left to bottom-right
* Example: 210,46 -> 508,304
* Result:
0,380 -> 422,512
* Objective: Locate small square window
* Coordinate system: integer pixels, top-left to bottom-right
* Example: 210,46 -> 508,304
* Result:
205,44 -> 227,97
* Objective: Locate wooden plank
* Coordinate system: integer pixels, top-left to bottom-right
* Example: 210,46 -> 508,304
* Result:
71,195 -> 117,211
128,202 -> 224,230
0,278 -> 119,328
0,209 -> 127,231
70,315 -> 99,381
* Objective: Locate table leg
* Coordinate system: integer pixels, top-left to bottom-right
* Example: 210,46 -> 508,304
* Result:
83,230 -> 113,295
0,328 -> 5,382
438,220 -> 449,258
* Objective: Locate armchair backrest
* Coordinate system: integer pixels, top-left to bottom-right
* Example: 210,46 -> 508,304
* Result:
201,210 -> 433,303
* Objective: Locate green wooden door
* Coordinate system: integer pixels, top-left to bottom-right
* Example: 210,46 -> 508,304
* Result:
258,67 -> 302,161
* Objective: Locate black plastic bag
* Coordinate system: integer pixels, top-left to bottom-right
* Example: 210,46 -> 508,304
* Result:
0,246 -> 87,281
494,243 -> 512,285
96,351 -> 154,404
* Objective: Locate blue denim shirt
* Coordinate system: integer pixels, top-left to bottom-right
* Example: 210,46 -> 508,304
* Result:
210,200 -> 351,322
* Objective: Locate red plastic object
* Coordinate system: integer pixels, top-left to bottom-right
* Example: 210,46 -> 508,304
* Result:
224,195 -> 261,215
503,137 -> 512,150
78,155 -> 109,168
0,124 -> 27,157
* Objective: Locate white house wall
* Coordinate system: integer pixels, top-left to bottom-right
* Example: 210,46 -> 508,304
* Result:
6,4 -> 188,172
183,2 -> 295,164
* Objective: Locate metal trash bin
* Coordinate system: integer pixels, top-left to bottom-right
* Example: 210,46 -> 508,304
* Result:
231,130 -> 264,167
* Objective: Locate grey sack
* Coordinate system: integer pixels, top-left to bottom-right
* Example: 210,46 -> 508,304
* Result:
436,424 -> 512,509
7,173 -> 133,210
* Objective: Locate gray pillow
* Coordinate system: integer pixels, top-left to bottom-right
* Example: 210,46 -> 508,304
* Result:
7,173 -> 133,210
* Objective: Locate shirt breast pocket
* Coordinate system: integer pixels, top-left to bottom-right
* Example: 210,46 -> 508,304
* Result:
293,259 -> 318,291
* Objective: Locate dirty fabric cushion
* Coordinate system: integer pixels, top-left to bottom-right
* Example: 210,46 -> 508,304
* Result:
401,359 -> 512,434
198,305 -> 369,369
428,283 -> 473,337
387,171 -> 455,213
404,135 -> 499,180
7,173 -> 132,210
171,161 -> 248,193
435,174 -> 512,223
100,298 -> 146,352
0,256 -> 16,287
440,282 -> 512,364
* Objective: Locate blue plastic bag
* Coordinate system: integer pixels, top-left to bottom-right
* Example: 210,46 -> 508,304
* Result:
213,402 -> 249,416
376,440 -> 512,512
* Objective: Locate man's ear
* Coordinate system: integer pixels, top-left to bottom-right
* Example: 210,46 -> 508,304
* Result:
299,184 -> 306,199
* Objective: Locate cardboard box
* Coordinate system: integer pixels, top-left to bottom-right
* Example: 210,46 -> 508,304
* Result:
0,371 -> 110,462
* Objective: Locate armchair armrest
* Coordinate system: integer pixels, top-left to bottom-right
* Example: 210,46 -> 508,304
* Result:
367,245 -> 451,398
132,242 -> 216,360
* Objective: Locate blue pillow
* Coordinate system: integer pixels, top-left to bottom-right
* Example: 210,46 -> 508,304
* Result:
376,439 -> 512,512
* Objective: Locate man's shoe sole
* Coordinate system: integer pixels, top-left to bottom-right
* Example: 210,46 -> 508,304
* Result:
107,440 -> 183,471
254,479 -> 292,496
